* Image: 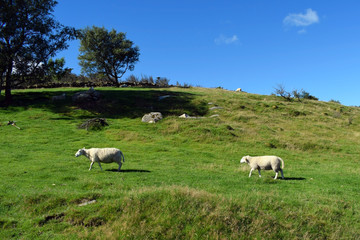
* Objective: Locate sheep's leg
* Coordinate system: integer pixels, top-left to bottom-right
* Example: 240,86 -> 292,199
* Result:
280,169 -> 284,179
258,169 -> 262,178
117,162 -> 122,172
89,161 -> 95,171
274,171 -> 278,179
249,168 -> 254,177
98,162 -> 103,171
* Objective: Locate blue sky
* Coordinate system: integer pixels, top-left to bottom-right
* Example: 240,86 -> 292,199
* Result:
54,0 -> 360,106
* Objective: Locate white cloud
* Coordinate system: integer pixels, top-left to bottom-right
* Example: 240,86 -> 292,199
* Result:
214,34 -> 239,45
283,8 -> 319,27
298,29 -> 307,34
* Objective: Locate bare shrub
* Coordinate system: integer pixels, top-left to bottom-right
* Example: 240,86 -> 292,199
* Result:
126,74 -> 139,85
274,84 -> 292,101
274,84 -> 319,102
155,77 -> 170,87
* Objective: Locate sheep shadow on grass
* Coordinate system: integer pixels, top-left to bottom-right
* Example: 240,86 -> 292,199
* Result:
106,169 -> 151,173
282,177 -> 306,181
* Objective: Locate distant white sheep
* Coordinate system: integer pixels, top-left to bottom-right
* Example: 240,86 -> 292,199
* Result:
235,88 -> 242,92
240,155 -> 284,179
75,147 -> 125,171
51,93 -> 66,101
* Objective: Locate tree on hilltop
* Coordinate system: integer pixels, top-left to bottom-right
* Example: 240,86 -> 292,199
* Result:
78,26 -> 140,87
0,0 -> 77,104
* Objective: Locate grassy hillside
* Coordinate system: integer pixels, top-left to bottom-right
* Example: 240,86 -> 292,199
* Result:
1,87 -> 360,239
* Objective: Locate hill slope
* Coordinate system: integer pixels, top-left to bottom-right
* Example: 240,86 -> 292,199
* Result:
1,87 -> 360,239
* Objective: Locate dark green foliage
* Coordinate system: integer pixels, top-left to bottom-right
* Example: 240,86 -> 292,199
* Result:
46,58 -> 71,82
300,90 -> 318,100
78,118 -> 109,131
78,26 -> 140,86
0,0 -> 77,104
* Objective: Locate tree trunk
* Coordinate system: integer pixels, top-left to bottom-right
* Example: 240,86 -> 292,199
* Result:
0,75 -> 3,95
115,78 -> 120,87
4,62 -> 13,105
113,72 -> 120,87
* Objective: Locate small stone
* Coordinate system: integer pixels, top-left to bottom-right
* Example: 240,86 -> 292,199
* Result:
78,200 -> 96,207
209,106 -> 223,110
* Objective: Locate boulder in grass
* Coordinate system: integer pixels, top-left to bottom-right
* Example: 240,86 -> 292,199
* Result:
142,112 -> 163,123
72,87 -> 102,103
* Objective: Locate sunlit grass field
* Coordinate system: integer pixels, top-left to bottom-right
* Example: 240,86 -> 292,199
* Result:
1,87 -> 360,239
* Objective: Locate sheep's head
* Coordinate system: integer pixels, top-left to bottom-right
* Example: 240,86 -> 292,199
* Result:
75,148 -> 86,157
240,156 -> 250,164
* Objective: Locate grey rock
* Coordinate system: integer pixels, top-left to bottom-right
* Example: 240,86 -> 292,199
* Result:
142,112 -> 163,123
72,88 -> 101,103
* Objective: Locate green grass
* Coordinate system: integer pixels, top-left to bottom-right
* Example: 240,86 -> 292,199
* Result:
1,87 -> 360,239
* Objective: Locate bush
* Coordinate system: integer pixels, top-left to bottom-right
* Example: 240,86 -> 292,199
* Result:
123,75 -> 171,87
273,84 -> 292,101
292,89 -> 302,101
274,85 -> 318,102
176,81 -> 192,88
300,90 -> 318,100
140,75 -> 154,85
78,118 -> 109,131
126,74 -> 139,85
155,77 -> 170,87
329,99 -> 341,104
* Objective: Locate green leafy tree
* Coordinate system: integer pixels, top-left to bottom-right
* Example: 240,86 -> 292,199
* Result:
78,26 -> 140,86
46,57 -> 71,82
0,0 -> 77,104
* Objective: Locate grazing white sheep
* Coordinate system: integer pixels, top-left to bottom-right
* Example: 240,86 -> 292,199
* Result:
51,93 -> 66,101
235,88 -> 242,92
75,147 -> 125,171
240,155 -> 284,179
